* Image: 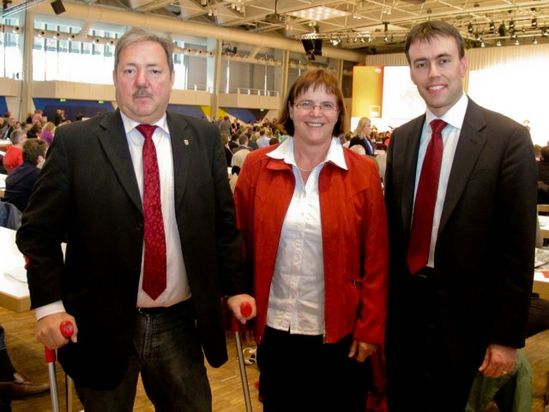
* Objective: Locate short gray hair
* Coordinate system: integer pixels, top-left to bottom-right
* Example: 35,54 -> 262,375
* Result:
10,128 -> 26,144
114,27 -> 174,73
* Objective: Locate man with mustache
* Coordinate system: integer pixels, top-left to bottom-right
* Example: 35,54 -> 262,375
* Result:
17,27 -> 255,411
384,20 -> 537,411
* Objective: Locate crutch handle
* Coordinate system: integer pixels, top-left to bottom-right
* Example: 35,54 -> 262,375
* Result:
45,320 -> 75,362
240,301 -> 252,318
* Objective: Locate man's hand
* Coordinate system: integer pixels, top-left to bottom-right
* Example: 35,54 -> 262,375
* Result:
348,340 -> 377,363
227,294 -> 256,324
478,344 -> 517,378
36,312 -> 78,349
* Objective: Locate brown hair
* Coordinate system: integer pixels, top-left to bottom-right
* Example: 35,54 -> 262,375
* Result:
405,20 -> 465,65
22,138 -> 47,165
278,69 -> 346,137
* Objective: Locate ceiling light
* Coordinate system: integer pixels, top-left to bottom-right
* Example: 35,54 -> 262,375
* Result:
287,6 -> 350,21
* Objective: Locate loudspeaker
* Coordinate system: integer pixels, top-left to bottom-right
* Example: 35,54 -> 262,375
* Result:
301,38 -> 322,60
50,0 -> 65,15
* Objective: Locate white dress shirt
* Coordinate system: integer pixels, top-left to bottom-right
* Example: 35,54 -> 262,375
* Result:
36,112 -> 190,319
265,136 -> 347,336
121,112 -> 190,308
413,93 -> 468,268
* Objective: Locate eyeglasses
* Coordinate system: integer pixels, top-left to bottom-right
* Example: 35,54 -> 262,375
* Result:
294,100 -> 338,112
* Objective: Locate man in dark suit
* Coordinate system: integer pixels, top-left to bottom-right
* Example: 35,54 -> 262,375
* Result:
384,21 -> 537,412
16,27 -> 255,412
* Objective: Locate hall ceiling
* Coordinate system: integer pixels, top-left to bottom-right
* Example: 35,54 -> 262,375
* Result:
115,0 -> 549,52
9,0 -> 549,53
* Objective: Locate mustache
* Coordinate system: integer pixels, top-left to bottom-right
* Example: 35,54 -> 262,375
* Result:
133,89 -> 152,98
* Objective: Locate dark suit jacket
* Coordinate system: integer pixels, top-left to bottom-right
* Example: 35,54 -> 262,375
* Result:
384,98 -> 537,402
16,110 -> 246,389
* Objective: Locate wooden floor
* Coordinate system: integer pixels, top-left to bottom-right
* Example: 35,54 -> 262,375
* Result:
0,307 -> 261,412
2,305 -> 548,412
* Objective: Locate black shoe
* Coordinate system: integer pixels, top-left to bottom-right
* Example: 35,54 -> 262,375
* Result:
0,372 -> 49,399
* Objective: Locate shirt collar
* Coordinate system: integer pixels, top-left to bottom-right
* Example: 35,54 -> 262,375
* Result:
267,136 -> 348,171
425,92 -> 468,130
119,111 -> 169,136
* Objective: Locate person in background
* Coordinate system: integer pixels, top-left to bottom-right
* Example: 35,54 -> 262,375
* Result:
16,27 -> 255,412
384,20 -> 537,412
218,115 -> 231,137
4,139 -> 47,212
353,117 -> 375,156
53,109 -> 65,126
0,118 -> 16,141
0,324 -> 49,412
234,68 -> 388,412
3,130 -> 26,174
39,122 -> 56,147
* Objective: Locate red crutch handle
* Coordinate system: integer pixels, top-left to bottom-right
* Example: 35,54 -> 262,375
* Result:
240,302 -> 252,318
45,320 -> 75,363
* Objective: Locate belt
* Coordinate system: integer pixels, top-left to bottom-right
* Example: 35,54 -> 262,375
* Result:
413,267 -> 435,279
136,299 -> 192,315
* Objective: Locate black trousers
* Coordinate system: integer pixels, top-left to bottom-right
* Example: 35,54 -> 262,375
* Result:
387,271 -> 477,412
257,326 -> 371,412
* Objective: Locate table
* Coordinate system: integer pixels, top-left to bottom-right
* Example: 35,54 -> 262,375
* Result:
0,140 -> 11,153
0,173 -> 6,198
0,226 -> 30,312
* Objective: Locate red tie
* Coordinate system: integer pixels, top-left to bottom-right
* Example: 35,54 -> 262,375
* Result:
406,119 -> 447,275
137,124 -> 167,300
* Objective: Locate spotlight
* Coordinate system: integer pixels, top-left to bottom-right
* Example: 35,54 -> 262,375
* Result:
50,0 -> 65,15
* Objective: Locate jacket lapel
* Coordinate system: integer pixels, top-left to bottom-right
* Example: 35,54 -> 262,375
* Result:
166,112 -> 192,209
401,116 -> 426,237
96,110 -> 143,212
438,99 -> 487,235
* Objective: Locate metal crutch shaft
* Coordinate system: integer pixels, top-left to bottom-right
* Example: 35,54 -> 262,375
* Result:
44,320 -> 75,412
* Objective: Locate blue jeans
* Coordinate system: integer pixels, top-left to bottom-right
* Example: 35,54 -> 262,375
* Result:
75,300 -> 212,412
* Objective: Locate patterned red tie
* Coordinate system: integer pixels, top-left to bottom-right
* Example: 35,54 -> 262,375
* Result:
137,124 -> 166,299
406,119 -> 447,275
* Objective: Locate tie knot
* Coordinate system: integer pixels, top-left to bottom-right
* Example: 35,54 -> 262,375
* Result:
136,124 -> 157,140
430,119 -> 447,136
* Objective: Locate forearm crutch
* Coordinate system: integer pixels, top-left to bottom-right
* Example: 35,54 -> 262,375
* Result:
229,301 -> 253,412
44,320 -> 74,412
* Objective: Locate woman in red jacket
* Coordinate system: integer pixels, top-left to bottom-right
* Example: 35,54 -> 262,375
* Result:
234,69 -> 389,412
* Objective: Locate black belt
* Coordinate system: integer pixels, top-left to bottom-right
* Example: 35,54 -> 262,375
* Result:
136,299 -> 192,315
412,267 -> 435,279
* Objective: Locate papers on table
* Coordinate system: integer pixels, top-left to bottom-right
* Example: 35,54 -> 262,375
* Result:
3,265 -> 27,283
535,248 -> 549,268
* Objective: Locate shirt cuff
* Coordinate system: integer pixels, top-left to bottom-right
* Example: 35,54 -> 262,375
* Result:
35,301 -> 66,320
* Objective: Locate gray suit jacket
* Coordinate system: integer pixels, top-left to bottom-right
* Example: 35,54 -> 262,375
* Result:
17,110 -> 245,389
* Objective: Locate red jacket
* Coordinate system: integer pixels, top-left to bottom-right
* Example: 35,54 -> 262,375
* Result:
234,144 -> 388,345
